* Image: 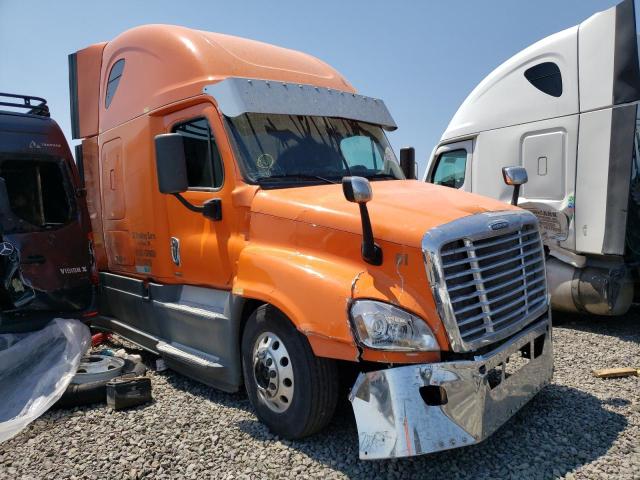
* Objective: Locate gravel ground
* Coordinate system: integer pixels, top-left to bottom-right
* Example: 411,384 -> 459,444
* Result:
1,311 -> 639,480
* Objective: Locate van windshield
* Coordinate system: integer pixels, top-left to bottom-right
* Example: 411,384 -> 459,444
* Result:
0,157 -> 75,233
225,113 -> 404,186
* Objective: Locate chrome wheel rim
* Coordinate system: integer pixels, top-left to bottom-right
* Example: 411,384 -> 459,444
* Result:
72,355 -> 125,384
252,332 -> 294,413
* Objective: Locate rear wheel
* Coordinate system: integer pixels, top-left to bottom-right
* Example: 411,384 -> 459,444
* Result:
241,305 -> 338,439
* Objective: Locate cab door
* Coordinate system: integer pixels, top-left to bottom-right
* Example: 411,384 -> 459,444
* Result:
426,140 -> 473,192
161,103 -> 233,289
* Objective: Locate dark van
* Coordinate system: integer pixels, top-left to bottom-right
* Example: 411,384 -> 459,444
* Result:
0,93 -> 96,332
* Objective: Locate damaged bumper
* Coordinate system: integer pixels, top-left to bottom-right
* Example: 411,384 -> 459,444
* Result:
349,314 -> 553,460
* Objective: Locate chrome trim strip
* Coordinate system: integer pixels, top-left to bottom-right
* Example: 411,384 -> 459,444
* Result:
157,341 -> 223,369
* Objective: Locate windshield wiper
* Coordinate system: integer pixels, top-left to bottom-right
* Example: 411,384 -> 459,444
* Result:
257,174 -> 337,185
364,173 -> 398,180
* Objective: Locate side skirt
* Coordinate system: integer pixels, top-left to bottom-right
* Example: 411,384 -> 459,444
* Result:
95,272 -> 243,393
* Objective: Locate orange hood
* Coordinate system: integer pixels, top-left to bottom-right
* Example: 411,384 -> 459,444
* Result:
251,180 -> 517,248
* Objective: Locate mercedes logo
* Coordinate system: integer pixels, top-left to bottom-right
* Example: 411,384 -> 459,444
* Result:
0,242 -> 15,256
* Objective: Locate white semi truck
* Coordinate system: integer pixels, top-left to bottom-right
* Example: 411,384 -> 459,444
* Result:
424,0 -> 640,316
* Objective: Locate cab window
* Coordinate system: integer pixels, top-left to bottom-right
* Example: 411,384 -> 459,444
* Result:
340,136 -> 383,170
172,118 -> 223,189
433,149 -> 467,188
105,59 -> 125,109
524,62 -> 562,97
0,158 -> 75,232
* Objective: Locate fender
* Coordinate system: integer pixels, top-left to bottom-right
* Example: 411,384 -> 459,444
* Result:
233,236 -> 445,364
233,243 -> 361,361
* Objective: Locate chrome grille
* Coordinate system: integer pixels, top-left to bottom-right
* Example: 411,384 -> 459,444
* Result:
423,211 -> 548,352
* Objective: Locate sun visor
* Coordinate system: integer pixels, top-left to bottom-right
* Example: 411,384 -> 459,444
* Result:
579,0 -> 640,111
203,78 -> 397,131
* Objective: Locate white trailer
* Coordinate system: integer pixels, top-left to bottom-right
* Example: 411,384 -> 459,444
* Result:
424,0 -> 640,316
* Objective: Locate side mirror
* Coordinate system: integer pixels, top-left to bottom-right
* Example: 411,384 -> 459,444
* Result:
342,176 -> 382,266
154,133 -> 222,221
399,147 -> 416,180
502,166 -> 528,206
154,133 -> 188,194
342,175 -> 372,204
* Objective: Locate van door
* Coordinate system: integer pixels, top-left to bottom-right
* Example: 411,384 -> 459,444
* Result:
426,140 -> 473,192
0,154 -> 93,312
161,103 -> 233,288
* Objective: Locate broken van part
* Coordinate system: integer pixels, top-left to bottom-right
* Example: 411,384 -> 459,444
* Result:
69,24 -> 552,457
425,0 -> 640,316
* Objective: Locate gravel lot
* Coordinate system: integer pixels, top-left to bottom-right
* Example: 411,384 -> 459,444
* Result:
1,311 -> 639,480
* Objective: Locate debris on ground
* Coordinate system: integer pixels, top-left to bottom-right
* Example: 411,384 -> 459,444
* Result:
592,367 -> 640,379
55,349 -> 149,409
91,332 -> 112,347
106,376 -> 152,410
0,319 -> 89,443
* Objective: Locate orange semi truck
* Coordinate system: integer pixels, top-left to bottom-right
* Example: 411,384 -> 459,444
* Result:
69,25 -> 553,459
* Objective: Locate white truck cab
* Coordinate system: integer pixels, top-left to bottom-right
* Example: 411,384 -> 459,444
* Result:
425,0 -> 640,316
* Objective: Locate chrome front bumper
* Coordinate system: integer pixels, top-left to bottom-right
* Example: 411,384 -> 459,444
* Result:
349,313 -> 553,460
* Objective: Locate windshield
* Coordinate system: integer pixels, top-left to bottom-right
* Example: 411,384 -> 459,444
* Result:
0,155 -> 76,233
225,113 -> 404,187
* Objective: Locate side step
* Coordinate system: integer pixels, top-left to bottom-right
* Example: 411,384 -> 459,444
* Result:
156,341 -> 223,369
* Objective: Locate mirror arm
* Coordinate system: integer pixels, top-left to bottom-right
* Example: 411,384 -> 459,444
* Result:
172,194 -> 222,221
172,193 -> 203,213
511,185 -> 520,206
502,166 -> 527,206
359,204 -> 383,265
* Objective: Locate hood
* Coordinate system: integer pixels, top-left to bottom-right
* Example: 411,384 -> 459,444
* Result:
251,180 -> 516,248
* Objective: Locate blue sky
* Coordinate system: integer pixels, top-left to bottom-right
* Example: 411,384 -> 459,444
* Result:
0,0 -> 619,175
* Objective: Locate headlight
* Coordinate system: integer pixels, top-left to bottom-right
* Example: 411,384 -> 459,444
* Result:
349,300 -> 439,351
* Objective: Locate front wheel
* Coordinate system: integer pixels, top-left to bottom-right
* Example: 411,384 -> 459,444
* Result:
241,305 -> 339,439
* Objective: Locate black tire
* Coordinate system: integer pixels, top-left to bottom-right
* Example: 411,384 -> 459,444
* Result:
241,305 -> 338,439
54,379 -> 108,408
